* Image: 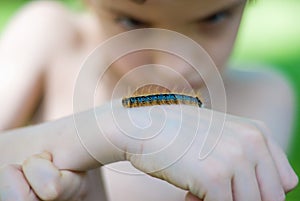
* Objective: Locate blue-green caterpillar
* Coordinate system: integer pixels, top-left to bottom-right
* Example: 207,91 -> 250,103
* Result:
122,93 -> 203,108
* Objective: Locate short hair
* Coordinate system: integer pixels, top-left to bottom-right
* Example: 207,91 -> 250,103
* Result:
131,0 -> 255,5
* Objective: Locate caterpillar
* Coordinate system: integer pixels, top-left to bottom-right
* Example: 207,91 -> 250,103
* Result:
122,93 -> 203,108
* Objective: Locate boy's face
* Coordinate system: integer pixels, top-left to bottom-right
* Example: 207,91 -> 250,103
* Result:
88,0 -> 246,90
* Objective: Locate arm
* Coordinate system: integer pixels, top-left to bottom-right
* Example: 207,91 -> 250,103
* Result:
0,3 -> 109,200
0,100 -> 298,201
0,7 -> 44,129
0,105 -> 117,201
0,109 -> 111,169
0,1 -> 77,130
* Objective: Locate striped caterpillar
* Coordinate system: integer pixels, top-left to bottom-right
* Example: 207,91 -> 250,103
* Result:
122,93 -> 203,108
122,84 -> 204,108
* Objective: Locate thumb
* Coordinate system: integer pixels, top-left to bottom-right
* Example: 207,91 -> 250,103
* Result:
185,192 -> 203,201
22,152 -> 87,201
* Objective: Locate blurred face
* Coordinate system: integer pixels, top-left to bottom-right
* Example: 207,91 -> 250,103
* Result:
87,0 -> 246,91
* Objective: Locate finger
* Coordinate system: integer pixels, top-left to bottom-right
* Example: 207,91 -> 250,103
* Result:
22,152 -> 60,200
185,192 -> 203,201
266,138 -> 298,192
232,164 -> 261,201
256,152 -> 286,201
267,133 -> 299,193
22,152 -> 87,201
257,122 -> 299,192
57,170 -> 87,200
204,182 -> 233,201
0,164 -> 40,201
202,173 -> 233,201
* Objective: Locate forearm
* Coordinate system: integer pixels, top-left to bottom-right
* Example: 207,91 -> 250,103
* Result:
0,123 -> 47,165
0,100 -> 298,201
0,102 -> 126,171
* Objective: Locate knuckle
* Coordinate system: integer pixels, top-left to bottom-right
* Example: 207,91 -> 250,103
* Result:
202,164 -> 233,201
248,132 -> 265,148
206,160 -> 230,185
0,165 -> 20,178
229,141 -> 247,163
187,180 -> 206,200
227,119 -> 267,148
221,137 -> 248,165
241,124 -> 265,147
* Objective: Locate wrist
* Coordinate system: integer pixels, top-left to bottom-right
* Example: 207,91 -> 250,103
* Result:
53,101 -> 130,170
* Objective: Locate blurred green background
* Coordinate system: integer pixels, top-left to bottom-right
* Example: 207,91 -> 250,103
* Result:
232,2 -> 300,200
0,0 -> 299,199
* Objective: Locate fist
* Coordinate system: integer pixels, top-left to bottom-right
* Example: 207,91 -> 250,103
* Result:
0,152 -> 88,201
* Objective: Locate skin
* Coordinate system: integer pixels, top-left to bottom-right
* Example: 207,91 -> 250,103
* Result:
0,0 -> 298,200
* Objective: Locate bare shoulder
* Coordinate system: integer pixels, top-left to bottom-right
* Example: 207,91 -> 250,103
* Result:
226,67 -> 294,103
0,1 -> 84,129
1,0 -> 82,54
9,0 -> 76,29
15,0 -> 71,17
225,66 -> 295,150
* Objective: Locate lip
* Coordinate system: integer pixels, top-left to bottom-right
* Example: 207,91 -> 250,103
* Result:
132,84 -> 171,96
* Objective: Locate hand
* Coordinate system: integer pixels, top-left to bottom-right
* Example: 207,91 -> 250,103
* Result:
185,193 -> 203,201
0,152 -> 88,201
121,105 -> 298,201
0,102 -> 297,201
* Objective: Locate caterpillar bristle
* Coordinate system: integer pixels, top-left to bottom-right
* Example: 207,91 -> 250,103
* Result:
122,93 -> 203,108
122,84 -> 204,108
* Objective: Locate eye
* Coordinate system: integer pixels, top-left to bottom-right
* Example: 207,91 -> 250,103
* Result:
202,11 -> 231,25
115,16 -> 149,30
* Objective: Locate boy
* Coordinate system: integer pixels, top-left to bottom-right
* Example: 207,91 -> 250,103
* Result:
0,0 -> 298,200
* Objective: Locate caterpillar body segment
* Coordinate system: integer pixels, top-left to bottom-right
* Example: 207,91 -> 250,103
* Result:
122,93 -> 203,108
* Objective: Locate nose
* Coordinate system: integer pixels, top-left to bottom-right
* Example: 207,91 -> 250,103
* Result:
149,45 -> 206,91
151,50 -> 191,76
110,29 -> 215,92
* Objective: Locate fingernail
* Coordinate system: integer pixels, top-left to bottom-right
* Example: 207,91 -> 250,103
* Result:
40,183 -> 59,200
38,151 -> 52,161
